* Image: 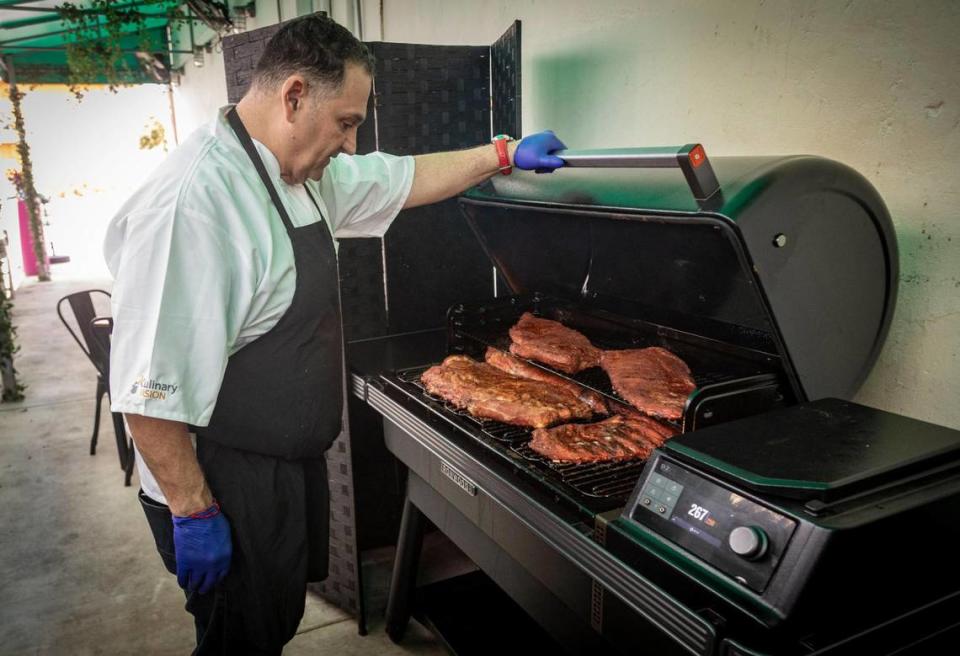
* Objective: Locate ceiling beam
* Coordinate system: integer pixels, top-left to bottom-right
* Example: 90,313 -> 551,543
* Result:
1,1 -> 149,29
0,22 -> 102,45
0,18 -> 171,48
0,12 -> 174,47
0,5 -> 69,12
1,44 -> 193,54
0,13 -> 66,29
1,7 -> 208,31
0,3 -> 161,14
0,0 -> 51,7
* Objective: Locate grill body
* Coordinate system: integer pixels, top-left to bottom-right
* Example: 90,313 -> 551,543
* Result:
343,154 -> 947,655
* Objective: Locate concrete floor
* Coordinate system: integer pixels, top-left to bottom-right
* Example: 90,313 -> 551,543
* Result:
0,275 -> 447,655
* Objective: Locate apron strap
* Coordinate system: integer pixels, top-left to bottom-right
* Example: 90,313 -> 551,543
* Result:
226,106 -> 297,234
303,185 -> 324,217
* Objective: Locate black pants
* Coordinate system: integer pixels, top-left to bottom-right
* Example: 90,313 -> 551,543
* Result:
138,446 -> 329,655
139,490 -> 233,655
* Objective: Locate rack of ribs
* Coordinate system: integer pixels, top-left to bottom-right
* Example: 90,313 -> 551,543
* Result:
420,355 -> 594,428
484,347 -> 608,414
529,414 -> 676,464
600,347 -> 696,421
508,312 -> 602,374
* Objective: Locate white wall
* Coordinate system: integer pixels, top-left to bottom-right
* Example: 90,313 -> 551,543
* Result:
171,0 -> 960,428
171,52 -> 227,142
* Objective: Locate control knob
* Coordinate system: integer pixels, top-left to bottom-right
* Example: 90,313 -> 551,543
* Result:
728,526 -> 768,560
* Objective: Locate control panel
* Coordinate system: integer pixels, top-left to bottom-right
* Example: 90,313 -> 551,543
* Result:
626,455 -> 797,592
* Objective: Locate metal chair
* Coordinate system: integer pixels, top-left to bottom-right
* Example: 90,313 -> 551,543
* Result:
56,290 -> 135,486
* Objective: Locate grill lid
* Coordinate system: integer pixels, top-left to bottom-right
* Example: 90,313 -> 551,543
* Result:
459,147 -> 897,402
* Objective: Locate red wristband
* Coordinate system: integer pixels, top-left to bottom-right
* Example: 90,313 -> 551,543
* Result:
187,500 -> 221,520
492,134 -> 512,175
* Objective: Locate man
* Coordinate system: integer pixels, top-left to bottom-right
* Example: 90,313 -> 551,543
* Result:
104,13 -> 565,655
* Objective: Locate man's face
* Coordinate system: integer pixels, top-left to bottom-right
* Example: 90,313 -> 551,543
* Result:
285,63 -> 371,184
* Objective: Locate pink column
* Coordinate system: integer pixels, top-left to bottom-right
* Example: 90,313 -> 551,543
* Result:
17,199 -> 47,277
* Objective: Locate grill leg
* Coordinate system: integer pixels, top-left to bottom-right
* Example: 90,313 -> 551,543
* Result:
385,496 -> 425,643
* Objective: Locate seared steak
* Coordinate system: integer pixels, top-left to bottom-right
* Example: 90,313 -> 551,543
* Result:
600,347 -> 696,420
485,347 -> 608,415
508,312 -> 601,374
420,355 -> 593,428
529,415 -> 673,464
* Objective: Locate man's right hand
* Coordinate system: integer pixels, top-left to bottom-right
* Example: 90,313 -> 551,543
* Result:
172,502 -> 233,595
514,130 -> 567,173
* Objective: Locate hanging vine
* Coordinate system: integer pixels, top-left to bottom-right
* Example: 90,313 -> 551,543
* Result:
55,1 -> 234,99
57,0 -> 177,96
0,239 -> 25,401
7,83 -> 49,282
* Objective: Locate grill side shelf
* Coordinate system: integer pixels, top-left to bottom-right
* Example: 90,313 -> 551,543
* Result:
366,382 -> 717,656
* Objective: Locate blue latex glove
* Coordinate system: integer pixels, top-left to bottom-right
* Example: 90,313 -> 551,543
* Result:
514,130 -> 567,173
172,501 -> 232,595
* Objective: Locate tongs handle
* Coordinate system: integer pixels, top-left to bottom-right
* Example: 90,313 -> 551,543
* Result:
554,143 -> 720,201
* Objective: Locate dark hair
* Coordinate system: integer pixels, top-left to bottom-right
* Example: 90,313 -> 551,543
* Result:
251,14 -> 375,95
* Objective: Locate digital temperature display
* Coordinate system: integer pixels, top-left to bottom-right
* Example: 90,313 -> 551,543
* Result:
639,461 -> 729,547
687,504 -> 710,522
628,455 -> 798,593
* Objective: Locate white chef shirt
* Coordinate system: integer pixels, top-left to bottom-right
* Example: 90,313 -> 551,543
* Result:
105,106 -> 414,504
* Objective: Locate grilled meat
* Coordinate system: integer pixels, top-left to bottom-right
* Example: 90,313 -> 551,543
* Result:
600,347 -> 696,421
484,347 -> 608,415
508,312 -> 602,374
529,415 -> 672,464
608,402 -> 678,440
420,355 -> 593,428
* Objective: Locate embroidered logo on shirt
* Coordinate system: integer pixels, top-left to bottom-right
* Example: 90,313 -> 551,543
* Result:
130,376 -> 179,401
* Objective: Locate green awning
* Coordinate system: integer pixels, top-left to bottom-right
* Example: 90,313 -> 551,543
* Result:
0,1 -> 232,85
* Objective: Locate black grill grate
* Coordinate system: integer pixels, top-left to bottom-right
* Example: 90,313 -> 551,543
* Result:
396,365 -> 652,500
398,366 -> 531,442
511,443 -> 648,499
392,297 -> 783,506
430,343 -> 686,431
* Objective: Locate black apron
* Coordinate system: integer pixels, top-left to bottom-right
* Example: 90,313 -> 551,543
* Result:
189,107 -> 344,653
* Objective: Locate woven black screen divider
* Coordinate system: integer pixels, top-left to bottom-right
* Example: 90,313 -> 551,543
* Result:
367,42 -> 496,333
340,88 -> 388,341
490,20 -> 522,299
308,429 -> 359,613
338,237 -> 387,340
369,42 -> 490,155
222,24 -> 281,103
383,198 -> 496,333
356,89 -> 378,154
491,20 -> 522,138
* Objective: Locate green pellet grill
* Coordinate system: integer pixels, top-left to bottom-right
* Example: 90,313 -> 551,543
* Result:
347,146 -> 960,655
